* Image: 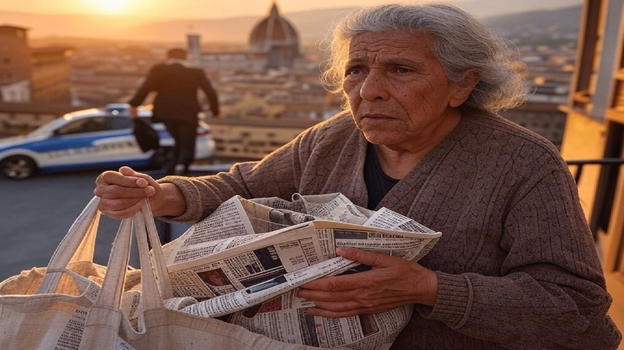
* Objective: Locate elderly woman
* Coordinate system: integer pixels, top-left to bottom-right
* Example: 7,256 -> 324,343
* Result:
94,4 -> 622,349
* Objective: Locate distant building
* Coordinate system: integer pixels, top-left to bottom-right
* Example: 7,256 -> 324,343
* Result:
0,81 -> 30,103
0,25 -> 31,103
188,2 -> 300,73
0,25 -> 74,135
31,46 -> 73,105
187,33 -> 202,66
500,47 -> 575,148
182,1 -> 337,136
69,44 -> 161,107
0,25 -> 31,84
205,117 -> 315,160
193,49 -> 265,75
249,2 -> 300,69
501,102 -> 567,147
71,66 -> 145,107
0,24 -> 72,105
0,102 -> 74,136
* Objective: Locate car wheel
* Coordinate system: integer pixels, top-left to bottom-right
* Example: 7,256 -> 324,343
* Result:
1,155 -> 37,180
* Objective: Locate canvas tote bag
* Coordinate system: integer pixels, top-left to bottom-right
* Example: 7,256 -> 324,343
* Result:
78,200 -> 328,350
0,199 -> 142,298
0,197 -> 319,350
0,197 -> 133,349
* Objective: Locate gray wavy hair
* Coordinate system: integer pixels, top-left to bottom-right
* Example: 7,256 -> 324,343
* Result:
321,4 -> 528,113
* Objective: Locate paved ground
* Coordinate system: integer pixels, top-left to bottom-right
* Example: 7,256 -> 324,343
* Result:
0,169 -> 191,281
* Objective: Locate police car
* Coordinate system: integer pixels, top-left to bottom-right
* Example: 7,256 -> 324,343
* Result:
0,104 -> 215,179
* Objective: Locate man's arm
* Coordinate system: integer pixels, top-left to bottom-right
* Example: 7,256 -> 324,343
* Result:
128,66 -> 159,107
197,70 -> 219,117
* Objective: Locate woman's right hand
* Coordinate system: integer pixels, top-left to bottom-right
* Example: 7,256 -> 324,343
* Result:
94,166 -> 170,218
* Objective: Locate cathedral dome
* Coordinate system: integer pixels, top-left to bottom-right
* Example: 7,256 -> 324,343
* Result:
249,2 -> 299,68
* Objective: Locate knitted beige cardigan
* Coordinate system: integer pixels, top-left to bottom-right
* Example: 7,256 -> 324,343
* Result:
161,112 -> 622,349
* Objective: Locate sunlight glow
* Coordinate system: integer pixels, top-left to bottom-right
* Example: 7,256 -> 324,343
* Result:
87,0 -> 129,14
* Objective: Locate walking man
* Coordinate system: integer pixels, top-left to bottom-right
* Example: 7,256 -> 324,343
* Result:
129,48 -> 219,175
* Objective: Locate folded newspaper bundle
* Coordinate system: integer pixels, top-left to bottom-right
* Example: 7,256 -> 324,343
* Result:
149,193 -> 441,349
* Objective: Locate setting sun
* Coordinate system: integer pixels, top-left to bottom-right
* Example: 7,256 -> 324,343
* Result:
87,0 -> 129,14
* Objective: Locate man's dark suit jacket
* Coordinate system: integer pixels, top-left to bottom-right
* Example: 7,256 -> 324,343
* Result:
128,63 -> 219,122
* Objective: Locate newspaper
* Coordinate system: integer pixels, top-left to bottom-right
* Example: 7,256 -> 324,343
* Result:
160,193 -> 441,349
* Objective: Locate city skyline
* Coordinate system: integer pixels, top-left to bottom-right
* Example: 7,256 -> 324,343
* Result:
0,0 -> 581,20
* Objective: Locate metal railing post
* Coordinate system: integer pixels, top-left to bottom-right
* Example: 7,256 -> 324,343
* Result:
566,158 -> 624,240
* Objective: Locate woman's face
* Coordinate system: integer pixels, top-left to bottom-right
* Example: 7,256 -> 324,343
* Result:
342,30 -> 468,152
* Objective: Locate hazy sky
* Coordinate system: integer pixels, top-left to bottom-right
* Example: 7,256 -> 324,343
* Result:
0,0 -> 581,19
0,0 -> 466,18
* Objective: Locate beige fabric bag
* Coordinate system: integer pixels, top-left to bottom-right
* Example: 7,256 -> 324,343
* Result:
0,198 -> 321,350
79,200 -> 322,350
0,201 -> 141,298
0,197 -> 117,349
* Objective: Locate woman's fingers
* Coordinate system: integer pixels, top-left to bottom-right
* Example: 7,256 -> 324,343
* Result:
94,184 -> 154,198
96,170 -> 145,188
98,197 -> 144,212
118,167 -> 161,192
99,200 -> 145,219
94,166 -> 159,218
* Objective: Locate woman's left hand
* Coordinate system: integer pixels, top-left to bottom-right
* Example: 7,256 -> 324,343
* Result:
298,247 -> 438,318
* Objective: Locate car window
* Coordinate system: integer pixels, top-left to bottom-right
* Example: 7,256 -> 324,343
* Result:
28,117 -> 68,137
55,117 -> 108,135
109,116 -> 133,130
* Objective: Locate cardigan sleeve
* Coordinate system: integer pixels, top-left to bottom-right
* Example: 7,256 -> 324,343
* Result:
417,156 -> 622,349
156,120 -> 321,223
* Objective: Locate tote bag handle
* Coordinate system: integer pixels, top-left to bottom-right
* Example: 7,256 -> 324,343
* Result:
140,200 -> 173,299
37,196 -> 101,294
91,200 -> 171,311
80,201 -> 171,349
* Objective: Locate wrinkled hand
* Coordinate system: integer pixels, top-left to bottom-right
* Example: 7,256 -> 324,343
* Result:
93,166 -> 162,218
298,247 -> 438,318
